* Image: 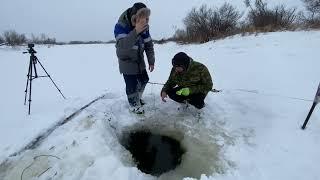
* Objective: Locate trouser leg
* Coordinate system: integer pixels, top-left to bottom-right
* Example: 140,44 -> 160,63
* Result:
123,70 -> 149,107
123,74 -> 140,106
188,93 -> 206,109
137,70 -> 149,100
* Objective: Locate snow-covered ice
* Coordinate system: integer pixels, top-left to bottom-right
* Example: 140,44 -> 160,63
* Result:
1,31 -> 320,180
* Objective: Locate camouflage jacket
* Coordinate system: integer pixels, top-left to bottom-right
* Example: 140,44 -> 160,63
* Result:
162,59 -> 213,95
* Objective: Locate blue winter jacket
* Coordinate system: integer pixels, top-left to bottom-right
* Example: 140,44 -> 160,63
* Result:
114,9 -> 155,74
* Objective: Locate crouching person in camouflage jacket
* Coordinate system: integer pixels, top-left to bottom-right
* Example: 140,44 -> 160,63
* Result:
114,2 -> 155,114
161,52 -> 213,109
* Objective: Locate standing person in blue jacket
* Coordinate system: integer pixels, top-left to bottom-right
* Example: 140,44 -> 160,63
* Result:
114,2 -> 155,114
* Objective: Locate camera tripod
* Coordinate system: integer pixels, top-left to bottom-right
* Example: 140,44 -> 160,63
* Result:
23,44 -> 66,115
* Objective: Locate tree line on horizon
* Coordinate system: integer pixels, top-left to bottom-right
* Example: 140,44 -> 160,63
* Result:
1,0 -> 319,46
173,0 -> 320,43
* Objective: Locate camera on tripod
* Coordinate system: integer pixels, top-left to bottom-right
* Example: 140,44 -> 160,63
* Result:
23,44 -> 66,114
23,43 -> 37,55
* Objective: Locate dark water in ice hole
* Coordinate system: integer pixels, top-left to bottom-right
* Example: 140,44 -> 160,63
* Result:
122,131 -> 185,176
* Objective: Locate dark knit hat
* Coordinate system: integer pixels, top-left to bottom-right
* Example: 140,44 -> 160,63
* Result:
172,52 -> 190,70
131,2 -> 147,16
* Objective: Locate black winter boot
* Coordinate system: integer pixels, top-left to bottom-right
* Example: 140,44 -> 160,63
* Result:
140,99 -> 146,106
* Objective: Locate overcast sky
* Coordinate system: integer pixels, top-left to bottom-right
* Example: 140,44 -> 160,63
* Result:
0,0 -> 302,42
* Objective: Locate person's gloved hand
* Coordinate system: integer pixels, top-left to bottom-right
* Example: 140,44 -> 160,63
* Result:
176,88 -> 190,96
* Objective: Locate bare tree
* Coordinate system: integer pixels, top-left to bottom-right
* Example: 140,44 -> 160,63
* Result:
175,3 -> 240,43
218,4 -> 241,33
40,33 -> 56,44
0,35 -> 4,45
3,30 -> 27,46
29,33 -> 56,44
183,5 -> 212,42
301,0 -> 320,27
303,0 -> 320,14
30,33 -> 41,44
245,0 -> 296,30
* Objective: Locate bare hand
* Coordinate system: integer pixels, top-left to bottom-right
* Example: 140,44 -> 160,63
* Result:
161,91 -> 167,102
135,17 -> 148,34
149,65 -> 154,72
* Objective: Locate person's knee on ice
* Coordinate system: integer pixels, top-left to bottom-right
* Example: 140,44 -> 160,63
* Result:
161,52 -> 213,110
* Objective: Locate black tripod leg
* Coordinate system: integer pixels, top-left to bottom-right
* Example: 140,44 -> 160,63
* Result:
36,58 -> 66,99
24,57 -> 32,105
27,59 -> 34,115
301,102 -> 317,130
33,60 -> 38,78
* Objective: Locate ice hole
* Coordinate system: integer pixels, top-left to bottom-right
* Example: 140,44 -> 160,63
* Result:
122,130 -> 185,176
